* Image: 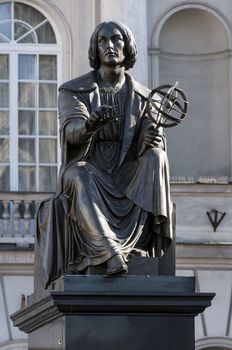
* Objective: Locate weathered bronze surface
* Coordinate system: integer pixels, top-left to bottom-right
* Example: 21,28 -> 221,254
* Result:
37,21 -> 175,288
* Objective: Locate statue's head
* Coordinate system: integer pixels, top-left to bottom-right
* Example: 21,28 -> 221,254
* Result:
88,21 -> 138,71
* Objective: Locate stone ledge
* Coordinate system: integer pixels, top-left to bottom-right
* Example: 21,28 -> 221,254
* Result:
177,242 -> 232,258
171,183 -> 232,195
0,250 -> 34,264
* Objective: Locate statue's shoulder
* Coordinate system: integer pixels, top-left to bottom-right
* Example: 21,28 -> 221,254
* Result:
127,74 -> 151,99
59,71 -> 96,93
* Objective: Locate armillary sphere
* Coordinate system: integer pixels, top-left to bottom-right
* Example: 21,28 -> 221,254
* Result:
146,81 -> 188,128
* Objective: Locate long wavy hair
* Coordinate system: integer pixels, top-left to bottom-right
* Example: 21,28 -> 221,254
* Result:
88,21 -> 138,71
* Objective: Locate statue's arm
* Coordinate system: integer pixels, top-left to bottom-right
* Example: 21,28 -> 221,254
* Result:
58,89 -> 116,145
65,119 -> 93,145
58,89 -> 94,145
138,115 -> 166,157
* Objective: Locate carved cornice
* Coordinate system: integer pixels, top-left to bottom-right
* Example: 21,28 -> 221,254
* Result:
148,49 -> 231,61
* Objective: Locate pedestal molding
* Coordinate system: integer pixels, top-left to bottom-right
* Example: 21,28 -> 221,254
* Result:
11,290 -> 215,333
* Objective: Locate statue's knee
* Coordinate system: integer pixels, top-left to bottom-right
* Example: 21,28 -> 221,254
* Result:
63,163 -> 88,185
144,147 -> 166,162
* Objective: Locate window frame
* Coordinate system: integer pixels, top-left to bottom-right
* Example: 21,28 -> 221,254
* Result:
0,1 -> 61,192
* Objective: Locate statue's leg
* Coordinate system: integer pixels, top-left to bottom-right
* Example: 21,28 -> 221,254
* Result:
116,148 -> 173,257
121,147 -> 171,218
143,147 -> 171,219
61,162 -> 127,274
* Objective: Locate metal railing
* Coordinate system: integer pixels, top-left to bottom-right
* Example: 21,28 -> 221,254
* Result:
0,192 -> 53,246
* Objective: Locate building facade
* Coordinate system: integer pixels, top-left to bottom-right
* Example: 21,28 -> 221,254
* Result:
0,0 -> 231,349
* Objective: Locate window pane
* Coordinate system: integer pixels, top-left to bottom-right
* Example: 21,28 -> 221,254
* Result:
0,2 -> 11,21
39,55 -> 57,80
15,22 -> 27,39
39,83 -> 57,108
0,138 -> 9,162
18,32 -> 36,44
39,166 -> 57,191
0,55 -> 9,79
36,22 -> 56,43
14,2 -> 45,28
0,166 -> 9,191
15,22 -> 31,42
19,55 -> 36,80
39,139 -> 57,163
0,22 -> 11,41
0,111 -> 9,134
39,111 -> 57,135
15,22 -> 37,43
19,166 -> 35,191
18,82 -> 36,107
0,83 -> 9,107
18,111 -> 35,135
18,138 -> 35,163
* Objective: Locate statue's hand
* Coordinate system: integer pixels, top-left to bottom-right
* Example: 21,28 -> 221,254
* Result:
86,105 -> 116,131
143,125 -> 163,148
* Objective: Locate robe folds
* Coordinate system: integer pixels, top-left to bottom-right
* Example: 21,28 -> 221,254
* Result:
37,70 -> 173,288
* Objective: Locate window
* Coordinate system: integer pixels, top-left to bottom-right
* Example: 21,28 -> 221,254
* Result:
0,1 -> 59,191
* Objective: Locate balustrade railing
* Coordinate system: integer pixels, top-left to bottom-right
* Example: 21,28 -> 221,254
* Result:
0,192 -> 54,246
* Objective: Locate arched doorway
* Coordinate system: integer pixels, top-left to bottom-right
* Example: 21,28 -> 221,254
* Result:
150,8 -> 231,181
196,336 -> 232,349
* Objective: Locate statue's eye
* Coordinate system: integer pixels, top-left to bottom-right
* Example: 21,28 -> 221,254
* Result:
112,36 -> 123,43
98,37 -> 107,44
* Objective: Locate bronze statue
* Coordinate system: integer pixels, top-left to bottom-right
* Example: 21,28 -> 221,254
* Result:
37,21 -> 173,288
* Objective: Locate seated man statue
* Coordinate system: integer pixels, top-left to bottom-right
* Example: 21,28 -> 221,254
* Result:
37,21 -> 173,288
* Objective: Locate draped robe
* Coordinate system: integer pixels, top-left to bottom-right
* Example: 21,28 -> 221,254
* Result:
37,71 -> 173,288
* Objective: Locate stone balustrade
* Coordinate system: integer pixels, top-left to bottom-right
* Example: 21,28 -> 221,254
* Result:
0,192 -> 54,246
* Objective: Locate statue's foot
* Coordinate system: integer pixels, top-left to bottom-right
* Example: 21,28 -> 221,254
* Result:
106,254 -> 128,276
130,248 -> 148,257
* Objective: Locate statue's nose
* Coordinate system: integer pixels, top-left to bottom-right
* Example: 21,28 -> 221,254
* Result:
107,39 -> 114,49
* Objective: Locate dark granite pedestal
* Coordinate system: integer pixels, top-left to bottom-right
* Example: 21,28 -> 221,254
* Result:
11,275 -> 214,350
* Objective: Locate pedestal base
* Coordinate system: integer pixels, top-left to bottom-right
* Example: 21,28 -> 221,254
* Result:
11,276 -> 214,350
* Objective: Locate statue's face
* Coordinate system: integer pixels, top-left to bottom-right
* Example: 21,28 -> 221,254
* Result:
97,23 -> 125,67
